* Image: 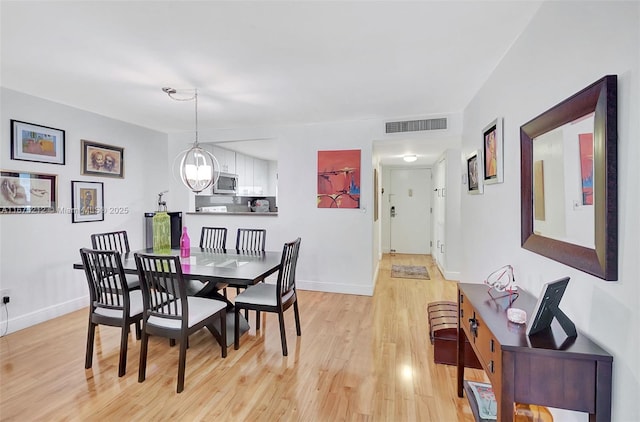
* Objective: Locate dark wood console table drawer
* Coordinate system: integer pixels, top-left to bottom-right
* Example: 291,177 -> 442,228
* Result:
457,283 -> 612,422
475,315 -> 502,387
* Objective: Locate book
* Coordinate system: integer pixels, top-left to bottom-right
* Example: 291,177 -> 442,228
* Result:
466,381 -> 497,420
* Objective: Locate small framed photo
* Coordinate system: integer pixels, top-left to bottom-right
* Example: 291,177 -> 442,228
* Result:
0,170 -> 58,213
11,120 -> 65,165
482,117 -> 504,184
71,181 -> 104,223
81,139 -> 124,178
467,150 -> 484,195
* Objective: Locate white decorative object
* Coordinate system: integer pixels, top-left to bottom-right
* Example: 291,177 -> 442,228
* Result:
507,308 -> 527,324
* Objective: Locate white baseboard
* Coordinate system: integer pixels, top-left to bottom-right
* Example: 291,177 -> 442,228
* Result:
296,279 -> 373,296
372,261 -> 380,291
1,280 -> 380,336
0,296 -> 87,335
436,261 -> 460,281
443,270 -> 460,281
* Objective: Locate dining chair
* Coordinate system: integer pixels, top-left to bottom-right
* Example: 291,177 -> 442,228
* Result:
235,228 -> 266,252
79,248 -> 143,377
134,252 -> 227,393
91,230 -> 140,290
234,228 -> 267,320
195,227 -> 230,298
234,237 -> 301,356
199,226 -> 227,249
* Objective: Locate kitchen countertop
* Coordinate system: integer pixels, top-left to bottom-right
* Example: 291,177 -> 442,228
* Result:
187,211 -> 278,216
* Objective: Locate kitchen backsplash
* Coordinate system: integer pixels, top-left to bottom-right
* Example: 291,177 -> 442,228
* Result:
195,195 -> 277,213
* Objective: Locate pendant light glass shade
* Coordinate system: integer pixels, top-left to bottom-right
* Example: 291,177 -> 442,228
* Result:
163,86 -> 219,193
179,145 -> 218,193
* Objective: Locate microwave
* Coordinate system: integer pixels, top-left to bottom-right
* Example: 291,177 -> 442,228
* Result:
213,172 -> 238,194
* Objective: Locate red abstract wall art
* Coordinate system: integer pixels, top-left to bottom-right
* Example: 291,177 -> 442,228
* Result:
317,149 -> 361,208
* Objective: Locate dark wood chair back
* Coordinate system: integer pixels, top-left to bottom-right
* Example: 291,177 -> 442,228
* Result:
277,237 -> 302,304
91,230 -> 131,254
134,253 -> 187,330
80,247 -> 131,313
236,228 -> 266,252
200,227 -> 227,249
91,230 -> 140,290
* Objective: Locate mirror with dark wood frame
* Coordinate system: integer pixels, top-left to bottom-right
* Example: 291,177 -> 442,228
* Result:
520,75 -> 617,280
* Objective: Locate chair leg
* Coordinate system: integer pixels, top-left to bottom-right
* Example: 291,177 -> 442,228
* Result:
85,319 -> 96,369
237,288 -> 249,319
256,311 -> 261,330
278,311 -> 288,356
177,335 -> 188,393
134,320 -> 142,340
138,330 -> 149,383
234,306 -> 241,350
118,324 -> 129,377
294,300 -> 301,336
220,309 -> 227,358
170,339 -> 176,347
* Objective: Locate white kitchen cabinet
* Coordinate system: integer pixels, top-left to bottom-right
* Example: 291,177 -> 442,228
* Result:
253,158 -> 268,195
235,153 -> 252,195
212,145 -> 236,174
235,152 -> 271,196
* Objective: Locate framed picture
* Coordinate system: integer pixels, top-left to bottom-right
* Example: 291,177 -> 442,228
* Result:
0,170 -> 57,213
467,150 -> 484,194
11,120 -> 65,165
483,117 -> 504,184
317,149 -> 361,208
81,139 -> 124,178
71,181 -> 104,223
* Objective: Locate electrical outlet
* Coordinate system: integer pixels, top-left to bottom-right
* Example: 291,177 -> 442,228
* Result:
0,289 -> 11,305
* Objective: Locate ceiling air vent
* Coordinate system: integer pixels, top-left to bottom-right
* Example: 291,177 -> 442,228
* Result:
385,118 -> 447,134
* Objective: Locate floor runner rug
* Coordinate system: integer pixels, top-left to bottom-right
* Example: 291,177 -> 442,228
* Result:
391,265 -> 430,280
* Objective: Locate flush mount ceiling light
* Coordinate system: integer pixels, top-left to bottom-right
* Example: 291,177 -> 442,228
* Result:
163,87 -> 219,193
403,154 -> 418,162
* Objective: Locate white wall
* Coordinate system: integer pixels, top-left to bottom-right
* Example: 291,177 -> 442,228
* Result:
460,2 -> 639,421
0,88 -> 169,332
169,120 -> 378,296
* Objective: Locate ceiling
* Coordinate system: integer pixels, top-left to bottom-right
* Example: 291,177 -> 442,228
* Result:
1,1 -> 542,165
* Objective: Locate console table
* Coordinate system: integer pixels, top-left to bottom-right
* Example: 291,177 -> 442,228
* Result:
457,283 -> 613,422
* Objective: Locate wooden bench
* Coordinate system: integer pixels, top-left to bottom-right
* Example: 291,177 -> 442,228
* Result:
428,301 -> 481,368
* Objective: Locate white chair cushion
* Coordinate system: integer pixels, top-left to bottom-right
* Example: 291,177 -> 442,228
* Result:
125,274 -> 140,289
94,289 -> 144,318
234,283 -> 295,307
147,297 -> 226,330
184,279 -> 206,296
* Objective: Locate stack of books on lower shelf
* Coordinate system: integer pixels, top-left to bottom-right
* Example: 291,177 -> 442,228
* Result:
463,380 -> 497,421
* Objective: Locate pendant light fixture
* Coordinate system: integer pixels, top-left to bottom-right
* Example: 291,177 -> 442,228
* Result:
163,87 -> 219,193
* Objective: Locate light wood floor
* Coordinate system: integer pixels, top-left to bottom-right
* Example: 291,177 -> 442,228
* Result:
0,254 -> 486,421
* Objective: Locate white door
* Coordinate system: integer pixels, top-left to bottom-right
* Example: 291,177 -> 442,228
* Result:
434,158 -> 446,266
389,168 -> 432,254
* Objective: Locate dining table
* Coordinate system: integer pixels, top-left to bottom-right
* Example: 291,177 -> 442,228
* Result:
74,247 -> 282,345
